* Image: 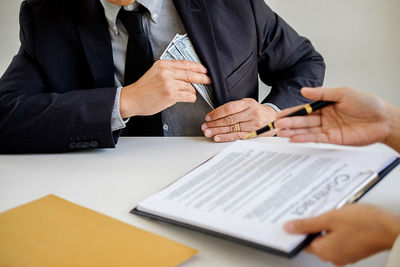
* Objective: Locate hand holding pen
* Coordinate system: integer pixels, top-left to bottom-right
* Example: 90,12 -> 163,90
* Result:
246,87 -> 392,147
244,99 -> 333,139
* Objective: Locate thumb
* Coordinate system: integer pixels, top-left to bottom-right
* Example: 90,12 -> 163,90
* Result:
284,213 -> 331,234
301,87 -> 346,103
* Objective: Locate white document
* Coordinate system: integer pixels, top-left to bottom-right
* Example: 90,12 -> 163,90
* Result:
135,140 -> 397,254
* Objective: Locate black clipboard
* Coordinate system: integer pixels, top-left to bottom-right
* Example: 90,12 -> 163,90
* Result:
131,157 -> 400,258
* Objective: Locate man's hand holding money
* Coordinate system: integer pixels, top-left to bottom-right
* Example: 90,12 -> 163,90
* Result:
201,99 -> 277,142
120,60 -> 211,118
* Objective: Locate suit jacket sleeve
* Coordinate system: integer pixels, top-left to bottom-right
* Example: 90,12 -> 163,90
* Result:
0,1 -> 118,153
251,0 -> 326,109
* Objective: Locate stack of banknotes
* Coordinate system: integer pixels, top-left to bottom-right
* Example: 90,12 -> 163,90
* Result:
160,34 -> 215,109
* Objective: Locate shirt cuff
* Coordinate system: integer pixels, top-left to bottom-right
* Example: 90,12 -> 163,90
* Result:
263,103 -> 281,113
111,87 -> 130,132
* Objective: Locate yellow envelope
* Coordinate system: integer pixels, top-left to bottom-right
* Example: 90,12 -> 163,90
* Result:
0,195 -> 197,267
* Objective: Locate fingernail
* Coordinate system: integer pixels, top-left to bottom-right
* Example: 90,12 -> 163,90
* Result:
206,115 -> 211,121
214,136 -> 220,142
201,124 -> 208,131
284,222 -> 295,233
205,130 -> 212,137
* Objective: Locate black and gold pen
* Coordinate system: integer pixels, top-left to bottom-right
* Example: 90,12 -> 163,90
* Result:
244,100 -> 335,139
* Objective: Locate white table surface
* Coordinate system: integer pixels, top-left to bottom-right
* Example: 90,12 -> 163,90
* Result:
1,137 -> 399,267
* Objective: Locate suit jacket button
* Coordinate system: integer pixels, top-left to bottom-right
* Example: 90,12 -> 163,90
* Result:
90,141 -> 99,148
81,142 -> 90,149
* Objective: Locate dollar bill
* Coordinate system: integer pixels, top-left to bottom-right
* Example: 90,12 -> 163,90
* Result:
160,34 -> 184,60
168,45 -> 185,60
161,52 -> 175,60
173,35 -> 201,63
173,35 -> 216,108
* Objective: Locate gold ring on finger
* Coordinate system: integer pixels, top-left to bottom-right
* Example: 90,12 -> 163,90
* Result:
236,122 -> 241,132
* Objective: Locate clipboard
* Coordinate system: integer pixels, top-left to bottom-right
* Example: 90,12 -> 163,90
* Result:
131,154 -> 399,258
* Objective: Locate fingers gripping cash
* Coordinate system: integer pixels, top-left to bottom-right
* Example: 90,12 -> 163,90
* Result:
120,34 -> 213,119
160,34 -> 215,110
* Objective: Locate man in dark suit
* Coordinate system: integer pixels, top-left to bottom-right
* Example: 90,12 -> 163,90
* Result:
0,0 -> 325,153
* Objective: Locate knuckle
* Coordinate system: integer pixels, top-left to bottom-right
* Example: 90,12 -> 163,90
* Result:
253,109 -> 262,118
182,60 -> 189,68
155,60 -> 163,67
162,80 -> 172,89
184,60 -> 194,67
224,116 -> 234,125
159,69 -> 169,80
245,98 -> 256,105
255,121 -> 264,128
224,104 -> 235,115
164,88 -> 174,98
160,80 -> 168,88
185,70 -> 192,80
252,111 -> 264,122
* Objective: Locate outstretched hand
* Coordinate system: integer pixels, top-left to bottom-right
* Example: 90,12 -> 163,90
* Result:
274,87 -> 390,146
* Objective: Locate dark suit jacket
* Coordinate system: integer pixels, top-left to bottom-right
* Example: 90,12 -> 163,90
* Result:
0,0 -> 325,153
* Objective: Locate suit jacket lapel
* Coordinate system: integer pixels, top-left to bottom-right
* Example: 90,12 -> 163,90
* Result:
173,0 -> 226,106
75,0 -> 114,88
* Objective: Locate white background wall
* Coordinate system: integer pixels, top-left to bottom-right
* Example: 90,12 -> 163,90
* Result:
265,0 -> 400,104
0,0 -> 20,75
0,0 -> 399,104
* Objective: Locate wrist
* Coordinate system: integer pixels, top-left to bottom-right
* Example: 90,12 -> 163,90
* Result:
381,213 -> 400,250
120,85 -> 136,118
383,103 -> 400,153
263,104 -> 278,121
263,103 -> 281,113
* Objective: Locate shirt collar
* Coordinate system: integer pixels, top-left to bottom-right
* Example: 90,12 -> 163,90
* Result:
137,0 -> 163,23
99,0 -> 163,35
